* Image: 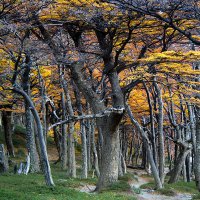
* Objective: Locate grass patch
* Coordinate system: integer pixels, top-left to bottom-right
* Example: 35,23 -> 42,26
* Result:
105,173 -> 135,192
106,180 -> 131,192
141,180 -> 198,196
193,193 -> 200,200
140,181 -> 154,189
156,188 -> 176,196
0,164 -> 137,200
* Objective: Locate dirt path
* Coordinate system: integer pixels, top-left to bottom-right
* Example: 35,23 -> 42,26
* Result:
76,169 -> 192,200
129,169 -> 192,200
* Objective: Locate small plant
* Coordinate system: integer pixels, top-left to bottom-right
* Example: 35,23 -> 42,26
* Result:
132,186 -> 141,194
157,188 -> 176,196
193,193 -> 200,200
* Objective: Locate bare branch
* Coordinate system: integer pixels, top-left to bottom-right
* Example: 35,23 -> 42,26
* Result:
48,107 -> 125,130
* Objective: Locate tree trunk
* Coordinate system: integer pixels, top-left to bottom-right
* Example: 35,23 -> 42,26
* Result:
126,104 -> 162,189
143,82 -> 158,167
67,122 -> 76,178
96,116 -> 120,191
53,126 -> 61,161
154,79 -> 165,185
24,104 -> 40,173
141,141 -> 147,169
71,63 -> 124,190
80,120 -> 88,178
91,119 -> 100,177
86,117 -> 91,171
61,92 -> 67,170
167,137 -> 172,171
168,147 -> 190,184
194,106 -> 200,191
185,153 -> 191,182
73,82 -> 88,178
13,88 -> 54,186
22,54 -> 40,172
0,144 -> 8,173
61,73 -> 76,178
2,111 -> 14,157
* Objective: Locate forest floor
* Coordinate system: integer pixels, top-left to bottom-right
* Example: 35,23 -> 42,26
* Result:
128,168 -> 194,200
76,167 -> 199,200
0,128 -> 200,200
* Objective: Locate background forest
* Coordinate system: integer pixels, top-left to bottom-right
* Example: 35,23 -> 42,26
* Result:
0,0 -> 200,199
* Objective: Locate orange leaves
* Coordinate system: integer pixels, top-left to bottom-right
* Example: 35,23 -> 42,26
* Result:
139,51 -> 200,64
0,107 -> 25,113
40,0 -> 117,22
128,86 -> 149,117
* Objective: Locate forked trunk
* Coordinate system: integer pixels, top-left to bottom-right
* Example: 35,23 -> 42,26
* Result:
168,147 -> 190,184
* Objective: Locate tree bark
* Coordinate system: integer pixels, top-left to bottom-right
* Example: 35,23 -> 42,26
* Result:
194,106 -> 200,191
61,92 -> 67,170
143,81 -> 158,167
0,144 -> 8,173
66,94 -> 76,177
91,119 -> 100,177
154,78 -> 165,184
53,126 -> 61,161
71,62 -> 124,190
80,120 -> 88,178
24,104 -> 40,173
67,122 -> 76,178
73,82 -> 88,178
22,54 -> 40,173
86,115 -> 91,171
13,88 -> 54,186
2,111 -> 14,157
168,147 -> 190,184
185,153 -> 191,182
126,104 -> 163,189
96,116 -> 121,191
60,70 -> 76,178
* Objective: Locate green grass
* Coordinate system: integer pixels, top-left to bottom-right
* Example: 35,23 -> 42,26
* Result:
193,193 -> 200,200
0,163 -> 136,200
105,173 -> 136,192
141,180 -> 198,197
156,188 -> 176,196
